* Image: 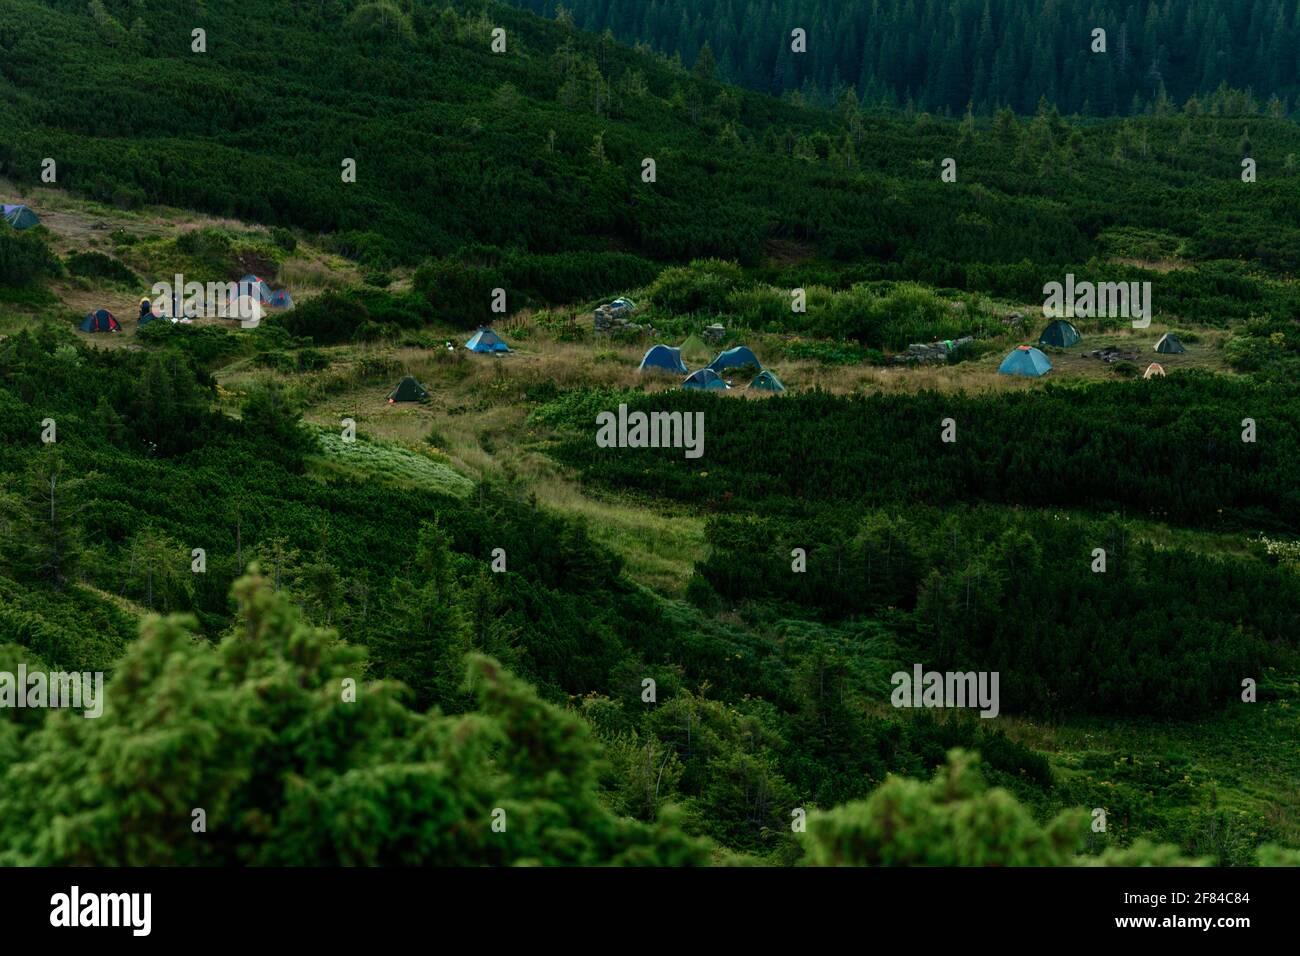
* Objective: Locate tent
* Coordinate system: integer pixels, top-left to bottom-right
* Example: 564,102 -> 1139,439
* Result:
3,204 -> 40,230
466,328 -> 510,353
3,204 -> 39,230
1038,319 -> 1081,348
1154,333 -> 1186,354
749,370 -> 786,392
707,345 -> 762,372
268,289 -> 294,310
79,309 -> 120,333
997,345 -> 1052,377
679,334 -> 711,363
639,345 -> 688,374
388,375 -> 430,403
682,368 -> 729,390
1143,362 -> 1166,379
233,275 -> 274,304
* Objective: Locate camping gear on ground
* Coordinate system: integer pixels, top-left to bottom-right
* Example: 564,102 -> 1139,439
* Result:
638,345 -> 688,374
682,368 -> 729,390
138,298 -> 163,326
1038,319 -> 1082,348
268,289 -> 294,310
1154,333 -> 1186,354
748,370 -> 786,392
997,345 -> 1052,377
388,376 -> 430,403
707,345 -> 762,373
79,309 -> 120,332
1144,363 -> 1166,379
2,204 -> 40,230
466,328 -> 510,353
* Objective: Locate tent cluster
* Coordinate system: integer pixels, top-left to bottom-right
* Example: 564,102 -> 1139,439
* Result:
999,321 -> 1189,378
639,339 -> 784,392
3,204 -> 40,230
228,275 -> 293,310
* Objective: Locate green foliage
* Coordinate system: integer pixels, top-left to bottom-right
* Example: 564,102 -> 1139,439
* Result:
64,250 -> 137,284
0,572 -> 715,865
0,227 -> 60,285
507,0 -> 1300,117
239,380 -> 320,471
646,259 -> 747,314
804,750 -> 1203,866
546,377 -> 1300,531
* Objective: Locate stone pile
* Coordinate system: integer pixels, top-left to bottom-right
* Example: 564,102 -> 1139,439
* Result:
892,336 -> 973,365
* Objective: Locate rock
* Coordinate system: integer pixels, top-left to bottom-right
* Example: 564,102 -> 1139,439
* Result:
702,323 -> 726,343
892,336 -> 973,365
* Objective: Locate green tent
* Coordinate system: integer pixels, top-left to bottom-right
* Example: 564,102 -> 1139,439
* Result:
1038,319 -> 1081,348
388,375 -> 430,403
749,370 -> 786,392
679,334 -> 711,363
1154,333 -> 1186,354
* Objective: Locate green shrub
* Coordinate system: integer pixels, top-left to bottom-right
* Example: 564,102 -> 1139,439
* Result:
647,259 -> 748,314
65,251 -> 137,285
0,228 -> 60,285
270,227 -> 297,253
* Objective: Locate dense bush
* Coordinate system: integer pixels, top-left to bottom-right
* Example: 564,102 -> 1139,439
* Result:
0,227 -> 60,285
64,250 -> 137,284
543,375 -> 1300,531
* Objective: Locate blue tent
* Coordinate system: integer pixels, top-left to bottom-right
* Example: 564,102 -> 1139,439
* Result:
707,346 -> 762,372
639,345 -> 688,373
268,289 -> 294,310
234,275 -> 274,304
682,368 -> 729,390
2,204 -> 39,230
998,345 -> 1052,377
748,370 -> 786,392
466,328 -> 510,353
